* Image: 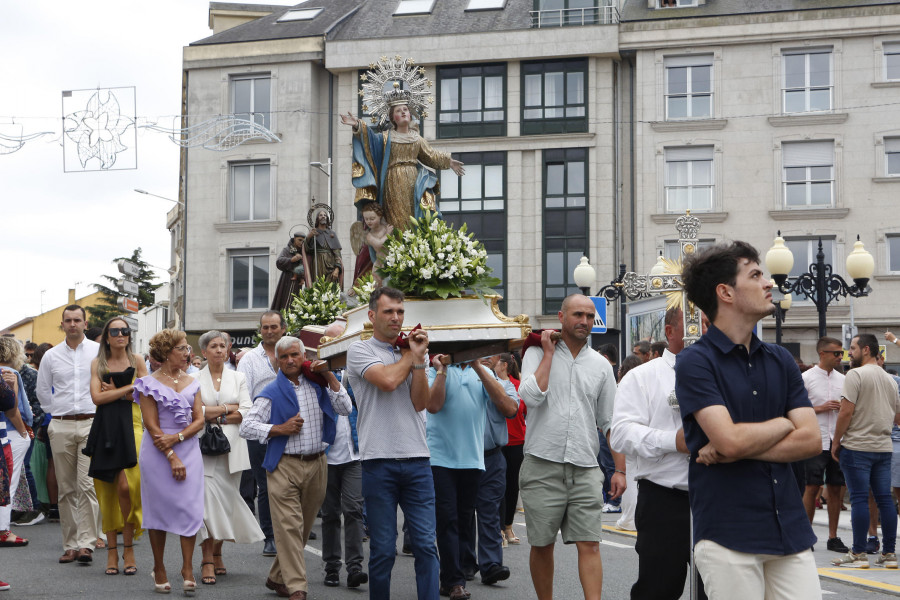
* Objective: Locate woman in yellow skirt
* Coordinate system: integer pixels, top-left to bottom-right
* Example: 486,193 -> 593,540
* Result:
86,316 -> 148,575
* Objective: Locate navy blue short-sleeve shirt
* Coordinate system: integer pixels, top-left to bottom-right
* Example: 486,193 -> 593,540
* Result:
674,324 -> 816,556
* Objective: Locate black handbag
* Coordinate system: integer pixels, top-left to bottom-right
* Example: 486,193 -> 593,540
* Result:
199,422 -> 231,456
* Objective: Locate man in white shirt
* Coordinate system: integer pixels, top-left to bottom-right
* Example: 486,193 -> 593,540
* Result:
611,307 -> 707,599
801,336 -> 848,553
519,294 -> 621,600
35,305 -> 102,565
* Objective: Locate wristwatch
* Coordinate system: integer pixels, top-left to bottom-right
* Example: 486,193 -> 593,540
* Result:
177,432 -> 185,442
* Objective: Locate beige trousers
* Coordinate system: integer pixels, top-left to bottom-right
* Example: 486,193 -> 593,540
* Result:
267,454 -> 328,594
48,419 -> 102,551
694,539 -> 822,600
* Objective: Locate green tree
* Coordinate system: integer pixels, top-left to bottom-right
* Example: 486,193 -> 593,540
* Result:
87,247 -> 162,327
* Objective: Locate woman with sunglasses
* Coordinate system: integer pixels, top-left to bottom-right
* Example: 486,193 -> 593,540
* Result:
135,329 -> 205,595
87,317 -> 148,576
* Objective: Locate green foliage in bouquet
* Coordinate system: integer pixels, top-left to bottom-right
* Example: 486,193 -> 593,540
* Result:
377,209 -> 501,300
282,276 -> 347,334
351,272 -> 376,307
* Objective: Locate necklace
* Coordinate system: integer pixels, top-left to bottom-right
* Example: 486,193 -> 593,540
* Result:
161,368 -> 184,385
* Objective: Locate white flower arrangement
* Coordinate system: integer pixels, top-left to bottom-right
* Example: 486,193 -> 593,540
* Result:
378,209 -> 500,299
351,273 -> 376,306
282,276 -> 347,334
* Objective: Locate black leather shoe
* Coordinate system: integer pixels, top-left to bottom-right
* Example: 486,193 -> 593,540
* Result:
347,570 -> 368,588
481,564 -> 510,585
324,572 -> 340,587
462,568 -> 476,581
308,530 -> 317,541
262,538 -> 277,557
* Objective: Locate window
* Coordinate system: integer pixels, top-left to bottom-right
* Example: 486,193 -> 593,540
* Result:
276,8 -> 323,21
230,162 -> 271,221
394,0 -> 435,15
543,148 -> 588,313
230,250 -> 269,310
232,74 -> 271,130
665,146 -> 714,212
522,59 -> 587,135
886,137 -> 900,176
782,49 -> 832,113
885,42 -> 900,81
440,152 -> 507,305
659,0 -> 698,6
665,55 -> 712,120
888,235 -> 900,272
467,0 -> 506,10
782,141 -> 834,208
438,65 -> 505,138
783,237 -> 835,303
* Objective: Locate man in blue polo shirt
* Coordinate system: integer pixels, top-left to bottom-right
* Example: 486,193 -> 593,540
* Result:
675,241 -> 822,600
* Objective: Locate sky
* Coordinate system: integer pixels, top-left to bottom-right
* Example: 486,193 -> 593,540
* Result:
0,1 -> 282,329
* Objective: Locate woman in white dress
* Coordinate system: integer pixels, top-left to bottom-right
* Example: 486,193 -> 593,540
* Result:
196,331 -> 264,585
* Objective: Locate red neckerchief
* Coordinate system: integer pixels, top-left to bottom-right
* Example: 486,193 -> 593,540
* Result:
394,324 -> 423,349
521,329 -> 561,358
301,360 -> 328,387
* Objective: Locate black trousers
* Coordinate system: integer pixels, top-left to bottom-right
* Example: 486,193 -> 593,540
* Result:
631,479 -> 707,600
500,444 -> 524,527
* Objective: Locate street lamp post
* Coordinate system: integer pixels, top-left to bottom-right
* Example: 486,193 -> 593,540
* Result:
573,256 -> 597,347
597,263 -> 630,364
310,159 -> 332,208
769,280 -> 792,346
765,233 -> 874,340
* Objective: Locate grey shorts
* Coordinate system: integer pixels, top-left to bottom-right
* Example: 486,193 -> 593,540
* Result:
519,454 -> 604,547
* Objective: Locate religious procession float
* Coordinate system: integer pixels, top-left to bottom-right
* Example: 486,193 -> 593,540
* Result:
279,56 -> 533,366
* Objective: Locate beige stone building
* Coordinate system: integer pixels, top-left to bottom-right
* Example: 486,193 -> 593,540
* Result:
172,0 -> 900,361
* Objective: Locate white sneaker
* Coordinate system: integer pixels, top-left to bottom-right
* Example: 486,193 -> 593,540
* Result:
601,503 -> 621,513
876,552 -> 898,569
832,551 -> 869,568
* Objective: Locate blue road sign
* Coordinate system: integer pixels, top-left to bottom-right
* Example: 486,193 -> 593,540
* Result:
590,296 -> 607,334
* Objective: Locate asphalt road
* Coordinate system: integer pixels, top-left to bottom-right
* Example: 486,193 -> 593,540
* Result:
0,511 -> 879,599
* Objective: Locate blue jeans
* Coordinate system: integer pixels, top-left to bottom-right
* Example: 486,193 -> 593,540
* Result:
461,450 -> 506,575
839,448 -> 897,554
362,458 -> 439,600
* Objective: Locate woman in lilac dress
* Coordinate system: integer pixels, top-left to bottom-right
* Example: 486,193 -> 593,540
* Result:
134,329 -> 205,595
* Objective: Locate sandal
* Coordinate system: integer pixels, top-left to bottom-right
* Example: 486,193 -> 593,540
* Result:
106,546 -> 120,575
0,531 -> 28,547
123,544 -> 137,576
152,570 -> 171,594
504,527 -> 520,544
95,538 -> 107,549
213,554 -> 226,576
200,562 -> 216,585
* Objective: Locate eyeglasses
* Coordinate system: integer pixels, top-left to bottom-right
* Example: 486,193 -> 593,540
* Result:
25,353 -> 33,358
109,328 -> 131,337
174,345 -> 190,353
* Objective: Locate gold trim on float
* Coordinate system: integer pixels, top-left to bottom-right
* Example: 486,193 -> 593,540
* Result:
352,162 -> 365,178
486,295 -> 530,324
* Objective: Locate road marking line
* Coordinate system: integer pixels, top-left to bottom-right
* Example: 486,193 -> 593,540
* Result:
602,524 -> 637,538
601,539 -> 634,549
817,568 -> 900,593
306,545 -> 322,557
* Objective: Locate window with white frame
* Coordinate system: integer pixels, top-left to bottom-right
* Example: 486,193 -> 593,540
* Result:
232,74 -> 271,130
665,146 -> 714,213
886,137 -> 900,177
230,162 -> 271,221
658,0 -> 698,6
888,235 -> 900,272
885,42 -> 900,81
782,141 -> 834,208
394,0 -> 435,14
230,250 -> 269,310
782,49 -> 832,113
665,55 -> 712,120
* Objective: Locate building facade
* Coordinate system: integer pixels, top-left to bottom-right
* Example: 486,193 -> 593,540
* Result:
173,0 -> 900,363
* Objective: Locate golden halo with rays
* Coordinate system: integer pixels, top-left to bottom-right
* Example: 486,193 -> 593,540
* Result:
658,256 -> 696,315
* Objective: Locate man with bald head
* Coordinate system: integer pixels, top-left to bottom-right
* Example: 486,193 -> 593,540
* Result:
519,294 -> 621,600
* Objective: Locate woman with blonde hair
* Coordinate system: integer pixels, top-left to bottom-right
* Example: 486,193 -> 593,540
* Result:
134,329 -> 205,595
195,330 -> 263,585
0,338 -> 32,550
86,316 -> 147,575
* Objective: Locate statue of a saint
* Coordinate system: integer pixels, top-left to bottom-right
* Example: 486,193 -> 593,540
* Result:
351,202 -> 394,287
305,205 -> 344,289
340,59 -> 465,231
270,232 -> 307,311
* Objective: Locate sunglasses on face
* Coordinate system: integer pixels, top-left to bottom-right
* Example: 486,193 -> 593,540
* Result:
824,350 -> 843,357
109,328 -> 131,337
25,353 -> 33,358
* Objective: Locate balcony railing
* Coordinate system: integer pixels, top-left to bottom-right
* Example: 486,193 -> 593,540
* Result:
530,4 -> 618,27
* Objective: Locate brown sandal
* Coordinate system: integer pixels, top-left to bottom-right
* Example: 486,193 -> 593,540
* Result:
200,562 -> 216,585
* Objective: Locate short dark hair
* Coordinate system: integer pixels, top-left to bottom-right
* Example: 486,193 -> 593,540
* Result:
619,354 -> 643,379
259,310 -> 286,330
62,304 -> 86,320
854,333 -> 879,358
24,342 -> 37,352
651,341 -> 668,357
633,340 -> 651,355
85,327 -> 103,342
681,241 -> 761,322
816,336 -> 843,353
598,343 -> 618,365
369,287 -> 404,311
